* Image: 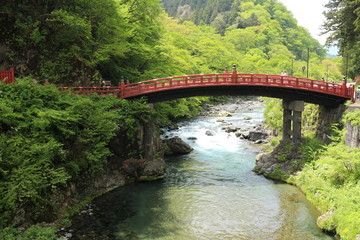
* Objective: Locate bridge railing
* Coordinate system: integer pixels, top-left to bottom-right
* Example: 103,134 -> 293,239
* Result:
123,73 -> 352,99
55,73 -> 354,101
0,68 -> 15,84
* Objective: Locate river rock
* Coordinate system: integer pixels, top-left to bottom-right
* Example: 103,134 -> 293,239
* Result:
244,116 -> 252,120
188,137 -> 197,140
235,131 -> 243,138
64,233 -> 73,238
216,119 -> 225,122
317,210 -> 337,234
167,124 -> 179,131
163,137 -> 193,155
141,159 -> 167,180
206,130 -> 215,136
253,140 -> 305,181
219,111 -> 233,117
57,237 -> 69,240
235,131 -> 250,139
249,131 -> 266,141
224,126 -> 238,133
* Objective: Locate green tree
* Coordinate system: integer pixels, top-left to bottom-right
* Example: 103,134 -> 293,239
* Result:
324,0 -> 360,78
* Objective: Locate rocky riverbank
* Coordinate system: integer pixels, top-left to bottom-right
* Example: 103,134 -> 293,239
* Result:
162,97 -> 271,153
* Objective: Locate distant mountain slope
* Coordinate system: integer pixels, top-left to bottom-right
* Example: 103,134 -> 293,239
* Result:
160,0 -> 324,60
161,0 -> 238,27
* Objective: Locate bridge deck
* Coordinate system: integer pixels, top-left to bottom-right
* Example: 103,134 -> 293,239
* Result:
59,73 -> 354,107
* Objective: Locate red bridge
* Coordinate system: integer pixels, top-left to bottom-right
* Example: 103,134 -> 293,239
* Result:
60,67 -> 354,108
1,67 -> 354,107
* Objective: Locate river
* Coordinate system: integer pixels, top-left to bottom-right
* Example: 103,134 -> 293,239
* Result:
69,99 -> 335,240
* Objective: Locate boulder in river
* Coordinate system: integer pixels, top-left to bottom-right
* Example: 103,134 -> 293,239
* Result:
224,126 -> 238,133
249,131 -> 266,141
163,137 -> 193,155
219,111 -> 233,117
206,130 -> 215,136
167,124 -> 179,131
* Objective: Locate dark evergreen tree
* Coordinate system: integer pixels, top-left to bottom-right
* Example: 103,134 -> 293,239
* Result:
324,0 -> 360,78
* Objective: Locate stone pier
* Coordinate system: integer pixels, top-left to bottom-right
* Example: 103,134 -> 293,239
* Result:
345,103 -> 360,148
282,100 -> 304,143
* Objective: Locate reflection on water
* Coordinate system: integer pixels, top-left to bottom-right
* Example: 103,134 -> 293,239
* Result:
71,103 -> 334,240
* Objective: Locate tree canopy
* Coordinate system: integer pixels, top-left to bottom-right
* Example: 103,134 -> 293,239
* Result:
0,0 -> 343,86
0,0 -> 163,85
323,0 -> 360,78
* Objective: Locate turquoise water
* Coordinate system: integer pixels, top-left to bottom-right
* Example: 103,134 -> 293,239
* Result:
71,103 -> 334,240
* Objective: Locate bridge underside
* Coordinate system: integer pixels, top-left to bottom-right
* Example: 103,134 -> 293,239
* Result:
126,85 -> 347,108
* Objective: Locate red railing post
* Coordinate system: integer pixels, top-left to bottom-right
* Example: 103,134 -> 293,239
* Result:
341,80 -> 347,96
119,80 -> 125,98
9,68 -> 15,83
350,84 -> 355,102
231,64 -> 237,83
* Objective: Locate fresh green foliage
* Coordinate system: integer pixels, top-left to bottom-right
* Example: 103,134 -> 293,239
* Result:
0,79 -> 150,225
298,136 -> 325,163
267,165 -> 288,182
263,98 -> 283,133
344,109 -> 360,126
1,0 -> 343,86
0,0 -> 351,236
154,97 -> 208,125
0,225 -> 56,240
296,144 -> 360,240
0,0 -> 163,85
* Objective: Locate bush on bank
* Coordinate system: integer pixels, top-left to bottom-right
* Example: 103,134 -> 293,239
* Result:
0,79 -> 150,230
295,144 -> 360,240
263,99 -> 360,239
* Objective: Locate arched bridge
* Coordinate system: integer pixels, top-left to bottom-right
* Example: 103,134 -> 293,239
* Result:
2,67 -> 355,143
60,69 -> 354,108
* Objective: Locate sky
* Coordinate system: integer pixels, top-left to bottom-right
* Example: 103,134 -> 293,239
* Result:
278,0 -> 338,55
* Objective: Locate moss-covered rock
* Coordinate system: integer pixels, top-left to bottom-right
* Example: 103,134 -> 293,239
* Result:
253,140 -> 305,181
163,137 -> 194,155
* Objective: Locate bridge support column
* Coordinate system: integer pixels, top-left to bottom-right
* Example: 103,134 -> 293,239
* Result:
282,100 -> 304,143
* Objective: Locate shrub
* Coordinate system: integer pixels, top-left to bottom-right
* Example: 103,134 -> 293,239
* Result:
0,79 -> 150,225
296,144 -> 360,239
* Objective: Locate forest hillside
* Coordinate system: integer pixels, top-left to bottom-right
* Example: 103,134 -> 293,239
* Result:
1,0 -> 342,87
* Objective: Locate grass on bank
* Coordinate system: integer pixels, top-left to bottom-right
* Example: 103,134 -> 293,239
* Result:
295,143 -> 360,240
